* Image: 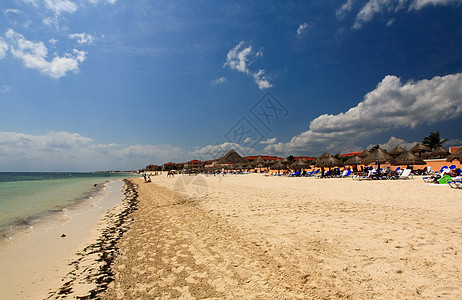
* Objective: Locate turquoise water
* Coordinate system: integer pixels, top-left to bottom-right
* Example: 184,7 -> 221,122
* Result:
0,172 -> 137,238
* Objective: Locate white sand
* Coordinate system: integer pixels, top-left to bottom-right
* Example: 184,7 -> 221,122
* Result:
0,180 -> 125,299
105,174 -> 462,299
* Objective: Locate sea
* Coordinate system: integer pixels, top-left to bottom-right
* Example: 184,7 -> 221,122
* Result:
0,172 -> 137,242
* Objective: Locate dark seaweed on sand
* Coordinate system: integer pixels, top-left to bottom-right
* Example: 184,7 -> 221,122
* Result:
47,179 -> 139,300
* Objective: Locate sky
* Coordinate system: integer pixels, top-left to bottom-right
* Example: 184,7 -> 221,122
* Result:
1,0 -> 462,171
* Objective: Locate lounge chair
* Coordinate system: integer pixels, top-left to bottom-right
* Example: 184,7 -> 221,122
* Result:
391,169 -> 412,180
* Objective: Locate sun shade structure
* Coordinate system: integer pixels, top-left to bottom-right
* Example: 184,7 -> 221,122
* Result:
392,151 -> 427,166
344,155 -> 363,166
362,148 -> 394,165
251,155 -> 266,167
388,146 -> 406,158
358,150 -> 371,159
216,149 -> 247,165
289,159 -> 311,169
430,146 -> 450,158
410,143 -> 431,158
446,148 -> 462,162
315,152 -> 344,168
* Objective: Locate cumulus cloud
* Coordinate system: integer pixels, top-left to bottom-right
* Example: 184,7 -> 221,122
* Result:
0,131 -> 188,171
211,77 -> 226,85
5,29 -> 86,79
224,41 -> 273,89
352,0 -> 462,29
88,0 -> 118,3
366,136 -> 418,151
68,32 -> 94,45
296,23 -> 310,35
264,73 -> 462,156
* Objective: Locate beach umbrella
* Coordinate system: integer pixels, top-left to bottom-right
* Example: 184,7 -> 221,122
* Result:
344,155 -> 363,172
315,153 -> 344,177
289,159 -> 311,170
430,146 -> 450,158
388,146 -> 406,158
315,152 -> 344,168
362,148 -> 395,176
446,148 -> 462,162
252,155 -> 265,167
410,143 -> 431,158
216,149 -> 247,164
392,151 -> 426,166
358,150 -> 371,159
271,160 -> 287,174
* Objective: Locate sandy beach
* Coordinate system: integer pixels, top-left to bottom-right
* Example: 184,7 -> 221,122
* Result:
102,173 -> 462,299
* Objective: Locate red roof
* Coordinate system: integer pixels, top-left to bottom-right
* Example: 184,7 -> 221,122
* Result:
187,160 -> 202,163
339,151 -> 363,157
294,156 -> 316,161
164,162 -> 176,165
244,156 -> 283,160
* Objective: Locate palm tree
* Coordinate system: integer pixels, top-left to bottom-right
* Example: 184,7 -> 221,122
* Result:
422,130 -> 448,150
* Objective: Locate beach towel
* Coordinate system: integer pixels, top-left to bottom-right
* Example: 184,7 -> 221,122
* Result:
438,175 -> 452,184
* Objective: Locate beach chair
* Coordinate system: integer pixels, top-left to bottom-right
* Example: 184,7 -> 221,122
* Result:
393,169 -> 412,180
448,180 -> 462,189
340,170 -> 352,178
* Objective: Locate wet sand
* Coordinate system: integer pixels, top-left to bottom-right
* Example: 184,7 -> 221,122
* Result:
0,179 -> 134,299
103,174 -> 462,299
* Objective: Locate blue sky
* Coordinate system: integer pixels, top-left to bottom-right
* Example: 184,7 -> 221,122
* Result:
1,0 -> 462,171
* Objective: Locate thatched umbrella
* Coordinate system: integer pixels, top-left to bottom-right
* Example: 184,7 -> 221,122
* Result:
271,160 -> 287,174
430,146 -> 450,159
289,159 -> 311,170
410,143 -> 431,158
344,155 -> 363,172
362,148 -> 395,176
217,149 -> 247,164
359,150 -> 371,159
388,146 -> 406,158
446,148 -> 462,162
392,151 -> 426,166
315,152 -> 344,177
252,155 -> 265,167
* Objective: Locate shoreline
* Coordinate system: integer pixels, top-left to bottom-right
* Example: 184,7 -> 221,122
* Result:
0,178 -> 138,299
48,179 -> 139,298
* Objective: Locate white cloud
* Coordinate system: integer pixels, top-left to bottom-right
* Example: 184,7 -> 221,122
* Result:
49,38 -> 58,45
44,0 -> 77,15
410,0 -> 462,10
264,73 -> 462,156
366,136 -> 418,151
69,32 -> 94,45
88,0 -> 117,3
5,29 -> 86,79
211,77 -> 226,85
0,131 -> 188,171
0,38 -> 8,59
297,23 -> 309,35
224,41 -> 252,73
252,70 -> 273,89
352,0 -> 462,29
4,9 -> 21,15
336,0 -> 355,19
260,138 -> 277,145
224,41 -> 273,90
